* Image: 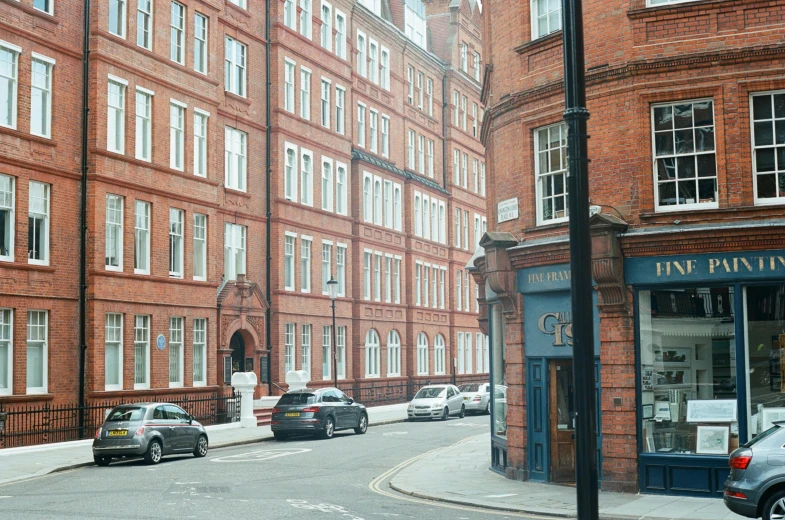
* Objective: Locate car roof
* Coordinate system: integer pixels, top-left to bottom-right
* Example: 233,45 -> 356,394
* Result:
285,388 -> 326,394
420,384 -> 451,389
112,402 -> 174,408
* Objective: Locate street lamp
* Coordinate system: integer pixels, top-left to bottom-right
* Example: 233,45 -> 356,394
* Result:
326,276 -> 339,389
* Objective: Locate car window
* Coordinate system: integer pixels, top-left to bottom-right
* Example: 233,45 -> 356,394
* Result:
744,424 -> 783,448
106,407 -> 144,422
320,391 -> 335,403
164,405 -> 189,422
338,391 -> 352,403
415,387 -> 446,399
459,384 -> 480,393
152,406 -> 167,420
279,393 -> 317,405
495,388 -> 505,399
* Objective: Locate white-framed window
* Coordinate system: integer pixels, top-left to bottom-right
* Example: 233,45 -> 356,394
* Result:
28,181 -> 49,265
417,134 -> 425,173
194,108 -> 209,176
169,100 -> 186,170
422,195 -> 430,240
647,0 -> 700,6
299,0 -> 312,38
453,149 -> 460,186
335,86 -> 345,134
439,267 -> 445,309
109,0 -> 127,37
225,126 -> 247,191
336,163 -> 347,215
284,143 -> 298,201
133,315 -> 150,389
363,174 -> 372,222
369,40 -> 379,84
320,78 -> 330,128
137,0 -> 153,49
393,184 -> 401,231
321,157 -> 333,211
417,72 -> 423,110
472,103 -> 478,137
415,261 -> 422,305
426,78 -> 433,117
439,202 -> 446,244
134,200 -> 150,274
193,214 -> 207,281
357,31 -> 367,77
417,332 -> 428,375
453,90 -> 459,127
105,194 -> 123,271
480,162 -> 486,196
474,214 -> 480,249
387,330 -> 400,376
321,241 -> 332,294
284,59 -> 295,112
107,77 -> 127,153
454,207 -> 461,248
335,10 -> 346,59
473,158 -> 479,193
374,252 -> 381,301
457,332 -> 464,374
462,153 -> 468,188
33,0 -> 53,15
465,333 -> 473,374
431,200 -> 438,243
394,257 -> 401,304
300,67 -> 311,120
381,47 -> 390,90
373,178 -> 382,225
752,91 -> 785,204
408,130 -> 415,169
384,255 -> 392,302
283,0 -> 295,29
224,223 -> 246,281
193,318 -> 206,386
534,124 -> 568,223
476,332 -> 484,372
169,208 -> 184,278
337,326 -> 346,379
135,87 -> 153,161
381,115 -> 390,158
170,2 -> 185,64
531,0 -> 562,40
284,233 -> 296,290
405,0 -> 426,47
422,262 -> 429,306
30,55 -> 54,138
359,0 -> 381,16
194,12 -> 208,73
465,271 -> 471,314
383,180 -> 393,228
456,269 -> 462,311
336,244 -> 346,296
357,103 -> 366,147
369,110 -> 378,153
26,310 -> 48,394
652,100 -> 717,211
414,193 -> 421,237
229,0 -> 247,8
225,36 -> 247,97
407,66 -> 414,105
284,323 -> 295,373
460,43 -> 468,72
0,174 -> 14,262
105,313 -> 123,390
320,1 -> 332,51
363,250 -> 371,299
461,95 -> 467,131
298,149 -> 313,206
434,334 -> 445,375
322,325 -> 331,380
365,329 -> 380,377
169,316 -> 184,387
0,42 -> 20,129
463,210 -> 469,249
474,52 -> 481,82
301,324 -> 311,374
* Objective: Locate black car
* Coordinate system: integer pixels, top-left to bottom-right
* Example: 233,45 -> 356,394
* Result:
271,388 -> 368,440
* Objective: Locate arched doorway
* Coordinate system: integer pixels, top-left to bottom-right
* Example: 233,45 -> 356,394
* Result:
230,331 -> 246,376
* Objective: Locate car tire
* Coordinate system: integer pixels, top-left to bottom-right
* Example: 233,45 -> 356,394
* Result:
459,405 -> 465,419
355,413 -> 368,435
93,455 -> 111,467
441,407 -> 449,421
321,416 -> 335,439
485,402 -> 491,415
763,489 -> 785,520
406,417 -> 415,422
273,432 -> 288,441
193,435 -> 208,458
144,439 -> 163,465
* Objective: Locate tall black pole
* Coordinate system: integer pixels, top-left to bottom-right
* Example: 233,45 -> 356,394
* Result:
331,299 -> 338,389
562,0 -> 599,517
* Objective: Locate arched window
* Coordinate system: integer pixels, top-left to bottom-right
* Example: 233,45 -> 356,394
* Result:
422,197 -> 430,240
365,329 -> 380,377
414,195 -> 421,236
417,332 -> 429,375
363,176 -> 372,222
435,334 -> 446,375
373,179 -> 382,225
393,186 -> 401,231
387,331 -> 400,377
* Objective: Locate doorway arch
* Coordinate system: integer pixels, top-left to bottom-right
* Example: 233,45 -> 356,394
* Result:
230,331 -> 246,376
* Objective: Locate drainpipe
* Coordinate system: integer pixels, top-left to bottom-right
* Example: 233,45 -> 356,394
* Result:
441,72 -> 448,190
78,0 -> 91,439
264,0 -> 272,395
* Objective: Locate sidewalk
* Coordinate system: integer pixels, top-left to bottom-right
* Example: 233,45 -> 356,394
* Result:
0,402 -> 408,486
390,434 -> 746,520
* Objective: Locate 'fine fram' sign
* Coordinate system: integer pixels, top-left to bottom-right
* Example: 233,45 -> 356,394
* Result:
497,198 -> 519,223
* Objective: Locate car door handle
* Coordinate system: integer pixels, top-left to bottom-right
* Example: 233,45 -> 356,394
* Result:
169,426 -> 175,430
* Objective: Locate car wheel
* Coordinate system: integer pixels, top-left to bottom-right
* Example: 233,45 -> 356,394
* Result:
441,407 -> 449,421
485,401 -> 491,415
321,416 -> 335,439
144,439 -> 163,465
763,489 -> 785,520
354,413 -> 368,435
273,432 -> 288,441
193,435 -> 208,458
459,405 -> 465,419
93,455 -> 111,467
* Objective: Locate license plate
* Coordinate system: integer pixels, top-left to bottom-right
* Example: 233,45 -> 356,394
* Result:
108,430 -> 127,437
463,397 -> 469,400
285,412 -> 300,417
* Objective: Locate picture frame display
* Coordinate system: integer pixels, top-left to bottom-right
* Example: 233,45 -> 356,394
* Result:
696,426 -> 730,455
686,399 -> 738,423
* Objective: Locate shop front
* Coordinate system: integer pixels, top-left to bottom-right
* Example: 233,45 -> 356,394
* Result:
628,250 -> 785,496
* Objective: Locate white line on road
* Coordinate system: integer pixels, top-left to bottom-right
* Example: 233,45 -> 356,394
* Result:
485,494 -> 518,498
0,496 -> 12,499
211,447 -> 311,463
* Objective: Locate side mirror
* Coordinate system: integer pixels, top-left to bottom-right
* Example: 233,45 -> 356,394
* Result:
347,398 -> 354,405
188,415 -> 194,424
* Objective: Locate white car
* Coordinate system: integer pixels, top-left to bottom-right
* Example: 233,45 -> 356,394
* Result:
407,384 -> 466,421
459,383 -> 493,414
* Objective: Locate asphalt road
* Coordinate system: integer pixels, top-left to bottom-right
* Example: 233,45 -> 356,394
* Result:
0,414 -> 548,520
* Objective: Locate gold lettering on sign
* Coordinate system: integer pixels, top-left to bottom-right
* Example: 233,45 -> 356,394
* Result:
537,312 -> 573,347
660,255 -> 785,277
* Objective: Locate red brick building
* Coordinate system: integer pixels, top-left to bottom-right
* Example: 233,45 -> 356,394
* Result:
0,0 -> 487,433
477,0 -> 785,496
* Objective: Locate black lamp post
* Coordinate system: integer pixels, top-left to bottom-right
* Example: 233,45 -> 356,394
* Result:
327,276 -> 339,389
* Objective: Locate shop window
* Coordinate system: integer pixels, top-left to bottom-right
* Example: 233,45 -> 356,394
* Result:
491,305 -> 507,439
639,287 -> 737,456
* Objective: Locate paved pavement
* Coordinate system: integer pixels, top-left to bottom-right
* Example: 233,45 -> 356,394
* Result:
0,402 -> 409,486
389,433 -> 747,520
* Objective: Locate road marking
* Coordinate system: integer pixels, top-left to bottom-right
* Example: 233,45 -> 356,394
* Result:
211,447 -> 311,463
382,432 -> 408,436
486,494 -> 518,498
0,496 -> 12,499
287,499 -> 364,519
449,422 -> 486,427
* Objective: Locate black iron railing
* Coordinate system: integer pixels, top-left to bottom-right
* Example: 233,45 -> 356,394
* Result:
336,376 -> 489,408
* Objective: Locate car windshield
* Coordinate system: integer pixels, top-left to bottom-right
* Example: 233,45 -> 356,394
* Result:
106,407 -> 144,422
415,387 -> 446,399
743,424 -> 784,448
278,393 -> 317,405
459,384 -> 480,393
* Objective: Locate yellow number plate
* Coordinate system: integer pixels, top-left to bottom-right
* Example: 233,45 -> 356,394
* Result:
285,412 -> 300,417
108,430 -> 127,437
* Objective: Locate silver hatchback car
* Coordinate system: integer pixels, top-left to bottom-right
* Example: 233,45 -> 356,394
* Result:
407,384 -> 466,421
92,403 -> 209,466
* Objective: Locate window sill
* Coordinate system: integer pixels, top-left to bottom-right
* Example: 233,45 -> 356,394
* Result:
0,0 -> 59,24
0,261 -> 56,273
0,125 -> 58,147
514,30 -> 563,55
225,91 -> 250,105
628,0 -> 730,19
224,187 -> 251,198
0,393 -> 54,403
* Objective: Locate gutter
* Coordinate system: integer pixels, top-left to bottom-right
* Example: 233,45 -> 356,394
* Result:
441,72 -> 448,190
264,0 -> 272,395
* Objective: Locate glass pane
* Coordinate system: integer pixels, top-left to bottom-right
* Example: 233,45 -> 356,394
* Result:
677,179 -> 696,203
639,288 -> 736,455
673,104 -> 693,129
491,305 -> 507,439
555,366 -> 574,430
697,154 -> 716,178
757,173 -> 776,199
774,94 -> 785,118
698,178 -> 716,202
692,101 -> 713,127
756,149 -> 776,173
753,95 -> 772,121
674,129 -> 694,154
755,122 -> 774,147
653,106 -> 673,131
654,131 -> 673,156
658,181 -> 676,206
657,158 -> 676,180
695,127 -> 714,152
676,156 -> 695,178
776,121 -> 785,145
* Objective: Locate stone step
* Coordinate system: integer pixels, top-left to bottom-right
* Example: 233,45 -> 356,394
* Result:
253,409 -> 272,427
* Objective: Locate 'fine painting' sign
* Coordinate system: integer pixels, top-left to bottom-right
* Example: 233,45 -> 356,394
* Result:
625,250 -> 785,285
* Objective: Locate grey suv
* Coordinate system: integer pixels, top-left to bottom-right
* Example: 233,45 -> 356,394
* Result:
725,422 -> 785,520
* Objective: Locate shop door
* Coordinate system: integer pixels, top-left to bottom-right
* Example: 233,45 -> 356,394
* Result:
550,360 -> 576,483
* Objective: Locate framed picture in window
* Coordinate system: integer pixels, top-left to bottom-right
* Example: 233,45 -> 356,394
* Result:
696,426 -> 729,455
643,404 -> 654,419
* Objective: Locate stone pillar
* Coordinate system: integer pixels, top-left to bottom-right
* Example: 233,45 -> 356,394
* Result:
285,370 -> 311,391
232,371 -> 258,428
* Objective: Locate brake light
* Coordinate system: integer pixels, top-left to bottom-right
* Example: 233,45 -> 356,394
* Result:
272,407 -> 282,414
134,426 -> 145,437
729,455 -> 752,470
94,427 -> 102,439
301,407 -> 320,413
473,396 -> 482,401
725,490 -> 747,500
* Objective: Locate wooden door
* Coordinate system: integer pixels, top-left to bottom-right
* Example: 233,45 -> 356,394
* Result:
550,360 -> 576,483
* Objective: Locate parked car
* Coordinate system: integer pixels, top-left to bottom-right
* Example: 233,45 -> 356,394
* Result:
724,421 -> 785,520
459,383 -> 494,414
271,387 -> 368,440
92,403 -> 208,466
407,384 -> 465,421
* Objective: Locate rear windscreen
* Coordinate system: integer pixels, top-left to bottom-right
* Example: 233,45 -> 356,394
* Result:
278,393 -> 316,405
415,387 -> 446,399
106,407 -> 144,422
459,384 -> 480,393
743,424 -> 783,448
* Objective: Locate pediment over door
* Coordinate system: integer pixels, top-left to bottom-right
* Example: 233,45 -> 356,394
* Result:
218,275 -> 268,351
